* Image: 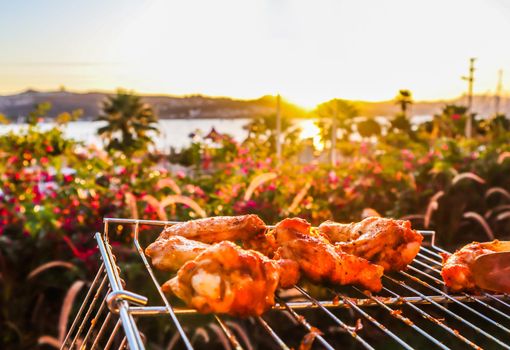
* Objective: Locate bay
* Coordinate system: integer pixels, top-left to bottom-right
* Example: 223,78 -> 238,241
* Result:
0,119 -> 251,151
0,116 -> 431,151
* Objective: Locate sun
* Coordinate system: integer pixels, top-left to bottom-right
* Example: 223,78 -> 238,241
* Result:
299,119 -> 324,151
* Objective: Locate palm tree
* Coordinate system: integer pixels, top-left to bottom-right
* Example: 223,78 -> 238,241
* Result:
97,90 -> 159,154
315,99 -> 358,164
395,89 -> 413,118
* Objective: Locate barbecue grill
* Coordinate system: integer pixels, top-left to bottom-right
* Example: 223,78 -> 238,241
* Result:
60,218 -> 510,349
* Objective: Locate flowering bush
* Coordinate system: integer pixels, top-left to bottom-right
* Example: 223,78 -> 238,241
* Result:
2,110 -> 510,348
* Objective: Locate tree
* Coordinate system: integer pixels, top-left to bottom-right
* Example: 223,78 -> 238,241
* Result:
478,113 -> 510,138
395,89 -> 413,118
243,113 -> 302,158
97,90 -> 159,154
431,104 -> 471,138
26,102 -> 52,125
357,118 -> 381,138
56,109 -> 83,125
390,113 -> 412,133
0,113 -> 9,125
314,99 -> 359,164
243,96 -> 305,158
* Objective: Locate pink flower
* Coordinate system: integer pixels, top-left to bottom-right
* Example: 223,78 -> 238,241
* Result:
401,149 -> 414,160
195,186 -> 205,197
360,142 -> 368,155
328,171 -> 338,184
231,184 -> 241,197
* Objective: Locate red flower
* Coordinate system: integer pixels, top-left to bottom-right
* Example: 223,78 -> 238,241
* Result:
451,114 -> 461,120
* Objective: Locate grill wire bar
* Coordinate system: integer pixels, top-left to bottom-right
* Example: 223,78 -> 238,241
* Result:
61,218 -> 510,349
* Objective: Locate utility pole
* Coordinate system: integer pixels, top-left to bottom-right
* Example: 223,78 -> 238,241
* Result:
462,57 -> 476,137
330,99 -> 338,166
495,69 -> 503,115
276,94 -> 282,162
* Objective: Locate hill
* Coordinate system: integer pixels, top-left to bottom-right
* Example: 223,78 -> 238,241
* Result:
0,90 -> 508,121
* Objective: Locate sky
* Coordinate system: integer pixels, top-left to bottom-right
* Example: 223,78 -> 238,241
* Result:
1,0 -> 510,107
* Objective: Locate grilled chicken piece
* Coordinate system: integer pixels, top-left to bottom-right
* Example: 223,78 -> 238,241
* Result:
440,240 -> 510,292
162,241 -> 300,316
319,217 -> 423,271
145,235 -> 209,271
317,220 -> 354,242
273,218 -> 384,292
242,231 -> 278,258
157,215 -> 266,244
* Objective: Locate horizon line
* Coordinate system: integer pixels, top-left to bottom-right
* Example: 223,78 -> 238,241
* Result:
0,87 -> 488,106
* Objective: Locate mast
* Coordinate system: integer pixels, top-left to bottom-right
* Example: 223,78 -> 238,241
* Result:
462,58 -> 476,137
276,94 -> 282,162
495,69 -> 503,115
330,99 -> 338,166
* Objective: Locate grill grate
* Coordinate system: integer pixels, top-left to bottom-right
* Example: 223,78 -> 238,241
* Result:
61,218 -> 510,350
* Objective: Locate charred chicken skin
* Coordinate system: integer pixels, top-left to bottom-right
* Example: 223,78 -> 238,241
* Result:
319,217 -> 423,271
157,214 -> 266,244
162,241 -> 300,316
272,218 -> 384,292
440,240 -> 510,292
145,235 -> 209,271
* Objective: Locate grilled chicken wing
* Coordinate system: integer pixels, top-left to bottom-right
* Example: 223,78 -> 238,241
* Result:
440,240 -> 510,292
162,241 -> 299,316
157,215 -> 266,243
319,217 -> 423,271
145,235 -> 209,271
273,218 -> 384,292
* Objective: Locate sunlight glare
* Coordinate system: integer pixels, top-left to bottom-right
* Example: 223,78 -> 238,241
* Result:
299,119 -> 323,151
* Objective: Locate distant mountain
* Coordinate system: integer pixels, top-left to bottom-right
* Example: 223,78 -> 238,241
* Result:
0,90 -> 508,121
354,95 -> 510,119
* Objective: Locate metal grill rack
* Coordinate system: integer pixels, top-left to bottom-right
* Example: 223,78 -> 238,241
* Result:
61,218 -> 510,350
